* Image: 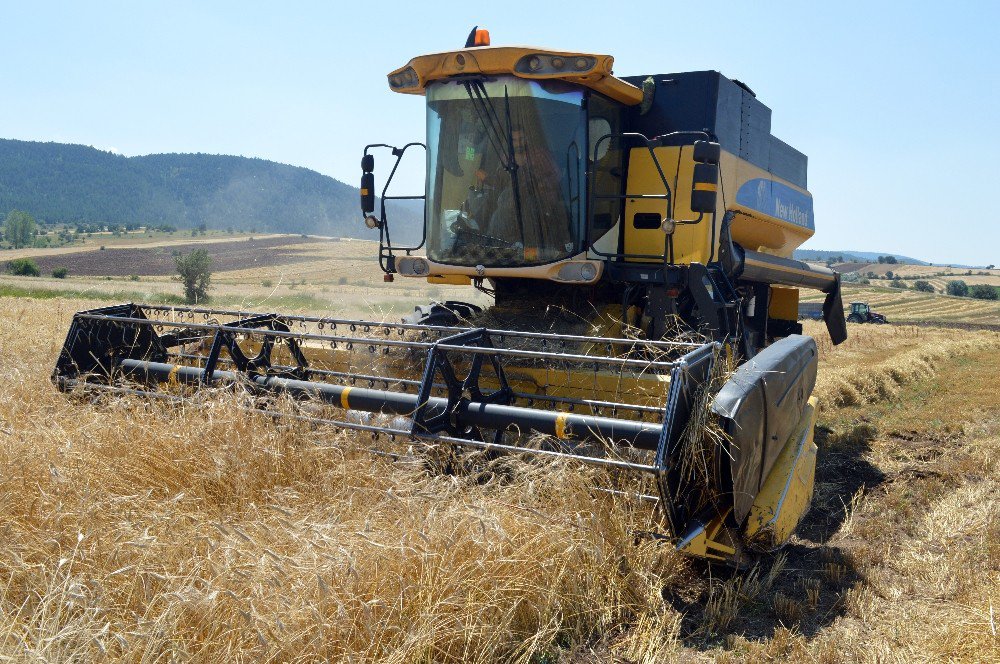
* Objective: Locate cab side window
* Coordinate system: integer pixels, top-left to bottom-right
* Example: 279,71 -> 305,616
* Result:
588,93 -> 624,244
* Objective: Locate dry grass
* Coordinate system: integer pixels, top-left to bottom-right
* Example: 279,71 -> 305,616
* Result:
0,297 -> 998,661
0,297 -> 688,662
803,319 -> 1000,408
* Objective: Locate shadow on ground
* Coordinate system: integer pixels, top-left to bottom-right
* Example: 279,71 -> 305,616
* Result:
668,420 -> 887,647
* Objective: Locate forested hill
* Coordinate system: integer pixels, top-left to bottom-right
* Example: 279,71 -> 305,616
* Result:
0,139 -> 420,240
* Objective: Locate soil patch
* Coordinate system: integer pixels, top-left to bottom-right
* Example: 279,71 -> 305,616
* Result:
21,236 -> 326,277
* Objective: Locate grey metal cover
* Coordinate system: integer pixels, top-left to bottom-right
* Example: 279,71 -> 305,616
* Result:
712,335 -> 818,523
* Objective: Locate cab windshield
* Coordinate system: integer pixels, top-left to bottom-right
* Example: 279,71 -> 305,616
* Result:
425,76 -> 586,267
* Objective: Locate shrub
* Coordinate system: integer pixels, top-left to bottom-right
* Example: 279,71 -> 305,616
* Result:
261,279 -> 273,288
99,245 -> 106,251
946,280 -> 969,297
51,267 -> 68,279
129,274 -> 140,282
889,279 -> 907,289
914,280 -> 935,293
969,284 -> 999,300
7,258 -> 40,276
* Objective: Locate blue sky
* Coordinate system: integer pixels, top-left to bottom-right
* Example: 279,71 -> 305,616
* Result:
2,1 -> 998,265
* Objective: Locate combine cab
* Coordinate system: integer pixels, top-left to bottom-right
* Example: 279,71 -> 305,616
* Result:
54,28 -> 846,566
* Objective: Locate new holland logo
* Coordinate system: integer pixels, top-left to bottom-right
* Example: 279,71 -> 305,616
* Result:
735,178 -> 815,230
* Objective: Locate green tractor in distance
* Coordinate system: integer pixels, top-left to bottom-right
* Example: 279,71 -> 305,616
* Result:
847,301 -> 888,324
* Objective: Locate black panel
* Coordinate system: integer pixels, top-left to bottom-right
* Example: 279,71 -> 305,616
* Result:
769,137 -> 808,189
622,71 -> 807,189
739,88 -> 771,166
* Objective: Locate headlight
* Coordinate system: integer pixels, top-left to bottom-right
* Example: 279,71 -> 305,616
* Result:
515,54 -> 596,76
555,261 -> 601,283
397,257 -> 430,276
388,67 -> 419,90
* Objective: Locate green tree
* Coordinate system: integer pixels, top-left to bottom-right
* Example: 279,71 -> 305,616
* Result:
913,280 -> 935,292
969,284 -> 999,300
174,249 -> 212,303
946,280 -> 969,297
3,210 -> 37,248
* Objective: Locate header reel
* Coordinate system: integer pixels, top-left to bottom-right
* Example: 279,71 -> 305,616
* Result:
54,303 -> 820,564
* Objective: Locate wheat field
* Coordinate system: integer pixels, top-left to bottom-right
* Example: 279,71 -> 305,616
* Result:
0,300 -> 997,662
801,284 -> 1000,325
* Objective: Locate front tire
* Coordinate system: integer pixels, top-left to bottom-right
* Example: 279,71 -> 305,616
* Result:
402,301 -> 483,327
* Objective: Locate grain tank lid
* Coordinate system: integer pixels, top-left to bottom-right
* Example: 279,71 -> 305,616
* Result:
386,46 -> 644,106
623,71 -> 808,189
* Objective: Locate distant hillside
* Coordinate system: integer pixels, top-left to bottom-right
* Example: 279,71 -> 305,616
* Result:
0,139 -> 420,242
793,249 -> 929,265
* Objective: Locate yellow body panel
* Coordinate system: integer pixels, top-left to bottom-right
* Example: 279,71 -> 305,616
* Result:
502,366 -> 669,417
621,147 -> 813,267
743,397 -> 819,550
426,274 -> 472,286
387,46 -> 643,105
720,152 -> 814,258
623,146 -> 713,264
768,285 -> 800,321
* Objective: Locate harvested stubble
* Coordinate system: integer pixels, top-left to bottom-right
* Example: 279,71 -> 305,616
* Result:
803,320 -> 1000,408
4,298 -> 1000,662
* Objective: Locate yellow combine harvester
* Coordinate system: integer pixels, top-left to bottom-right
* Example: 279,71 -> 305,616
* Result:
53,29 -> 846,566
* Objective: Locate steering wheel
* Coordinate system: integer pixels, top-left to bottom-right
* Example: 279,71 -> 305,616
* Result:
451,212 -> 519,249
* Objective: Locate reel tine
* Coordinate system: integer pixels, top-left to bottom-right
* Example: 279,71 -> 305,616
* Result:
53,303 -> 721,539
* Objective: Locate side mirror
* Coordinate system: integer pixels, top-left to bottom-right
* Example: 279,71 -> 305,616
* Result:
692,140 -> 720,165
690,162 -> 718,214
360,154 -> 375,214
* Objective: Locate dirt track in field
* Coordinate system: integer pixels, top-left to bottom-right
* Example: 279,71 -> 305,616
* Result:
20,236 -> 327,277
